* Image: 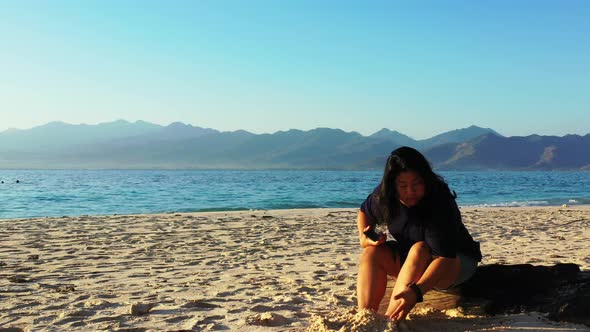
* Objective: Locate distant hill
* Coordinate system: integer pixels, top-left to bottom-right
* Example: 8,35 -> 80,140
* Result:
0,121 -> 587,170
369,129 -> 418,147
419,125 -> 502,150
428,133 -> 590,170
0,120 -> 162,152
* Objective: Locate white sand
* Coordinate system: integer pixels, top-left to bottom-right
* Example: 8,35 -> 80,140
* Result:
1,206 -> 589,331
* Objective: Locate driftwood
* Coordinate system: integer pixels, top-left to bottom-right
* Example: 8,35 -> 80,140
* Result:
379,263 -> 590,326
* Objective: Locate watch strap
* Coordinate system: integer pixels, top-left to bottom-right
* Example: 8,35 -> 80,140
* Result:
407,282 -> 423,303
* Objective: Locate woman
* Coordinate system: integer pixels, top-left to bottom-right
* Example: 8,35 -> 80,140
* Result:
356,146 -> 481,321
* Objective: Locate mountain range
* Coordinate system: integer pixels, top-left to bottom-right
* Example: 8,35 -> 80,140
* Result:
0,120 -> 588,170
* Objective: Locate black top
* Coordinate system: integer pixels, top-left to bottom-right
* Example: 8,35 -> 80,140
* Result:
360,186 -> 482,262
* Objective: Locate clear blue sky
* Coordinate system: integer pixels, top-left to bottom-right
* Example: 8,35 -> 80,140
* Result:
1,0 -> 588,139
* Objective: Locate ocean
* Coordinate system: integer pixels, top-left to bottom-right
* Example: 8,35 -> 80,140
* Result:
1,170 -> 589,219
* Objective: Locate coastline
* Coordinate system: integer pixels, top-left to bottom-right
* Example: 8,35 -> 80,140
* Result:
1,206 -> 589,331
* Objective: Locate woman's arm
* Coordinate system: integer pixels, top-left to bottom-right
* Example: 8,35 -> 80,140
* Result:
357,210 -> 385,248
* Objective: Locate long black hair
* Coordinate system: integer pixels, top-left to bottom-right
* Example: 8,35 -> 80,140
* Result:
378,146 -> 455,224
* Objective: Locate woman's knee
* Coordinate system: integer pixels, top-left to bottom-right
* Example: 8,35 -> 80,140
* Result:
359,245 -> 397,274
408,241 -> 431,259
359,245 -> 381,265
359,245 -> 391,266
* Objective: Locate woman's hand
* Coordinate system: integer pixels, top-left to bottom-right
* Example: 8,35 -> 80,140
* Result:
388,285 -> 419,321
360,225 -> 386,248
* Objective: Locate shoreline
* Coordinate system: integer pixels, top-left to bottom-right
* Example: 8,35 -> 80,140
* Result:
1,206 -> 589,331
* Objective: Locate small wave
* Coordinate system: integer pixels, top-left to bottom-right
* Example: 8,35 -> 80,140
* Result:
463,200 -> 550,208
266,203 -> 322,210
568,199 -> 579,204
324,200 -> 361,207
191,207 -> 251,213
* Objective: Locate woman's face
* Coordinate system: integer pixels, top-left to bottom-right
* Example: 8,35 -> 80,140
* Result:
396,170 -> 425,207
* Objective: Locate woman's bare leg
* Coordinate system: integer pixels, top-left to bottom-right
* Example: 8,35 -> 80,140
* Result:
416,256 -> 461,291
385,242 -> 463,319
385,241 -> 431,315
357,245 -> 400,310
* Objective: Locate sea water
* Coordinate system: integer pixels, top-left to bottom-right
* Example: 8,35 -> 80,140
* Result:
1,170 -> 589,219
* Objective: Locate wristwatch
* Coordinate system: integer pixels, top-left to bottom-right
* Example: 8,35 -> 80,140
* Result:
407,282 -> 423,303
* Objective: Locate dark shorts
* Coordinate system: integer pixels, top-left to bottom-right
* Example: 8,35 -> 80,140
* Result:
383,240 -> 404,264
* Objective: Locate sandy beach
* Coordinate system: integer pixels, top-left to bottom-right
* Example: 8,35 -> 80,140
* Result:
1,206 -> 589,331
